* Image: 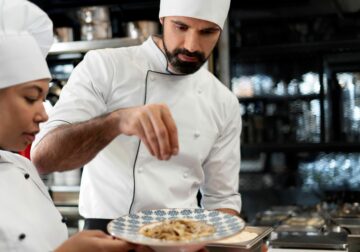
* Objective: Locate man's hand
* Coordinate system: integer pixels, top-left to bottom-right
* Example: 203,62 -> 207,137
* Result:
112,103 -> 179,160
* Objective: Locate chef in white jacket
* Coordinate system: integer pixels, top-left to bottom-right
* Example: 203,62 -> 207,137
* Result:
32,0 -> 242,232
0,0 -> 151,251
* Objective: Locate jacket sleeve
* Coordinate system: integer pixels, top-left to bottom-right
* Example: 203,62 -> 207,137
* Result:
201,94 -> 242,213
32,50 -> 114,148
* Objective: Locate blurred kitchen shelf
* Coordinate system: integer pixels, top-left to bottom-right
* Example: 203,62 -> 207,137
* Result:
238,94 -> 320,103
30,0 -> 159,12
50,186 -> 80,206
233,39 -> 360,58
50,185 -> 80,192
242,142 -> 360,153
49,37 -> 143,54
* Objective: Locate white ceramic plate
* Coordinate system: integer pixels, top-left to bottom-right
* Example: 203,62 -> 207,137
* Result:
108,208 -> 245,252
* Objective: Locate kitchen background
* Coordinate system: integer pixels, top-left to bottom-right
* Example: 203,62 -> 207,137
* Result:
27,0 -> 360,249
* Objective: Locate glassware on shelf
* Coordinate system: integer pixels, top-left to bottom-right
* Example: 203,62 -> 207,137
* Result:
337,72 -> 360,142
231,72 -> 320,98
287,79 -> 300,95
300,72 -> 321,95
290,100 -> 321,143
233,72 -> 322,144
299,153 -> 360,191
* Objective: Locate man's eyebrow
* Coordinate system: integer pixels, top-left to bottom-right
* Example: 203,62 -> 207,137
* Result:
171,20 -> 188,26
171,20 -> 220,32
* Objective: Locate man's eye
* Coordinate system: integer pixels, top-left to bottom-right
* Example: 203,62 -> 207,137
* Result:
201,29 -> 218,35
176,24 -> 187,31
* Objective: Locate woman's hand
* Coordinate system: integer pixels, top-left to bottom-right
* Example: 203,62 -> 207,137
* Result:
55,230 -> 152,252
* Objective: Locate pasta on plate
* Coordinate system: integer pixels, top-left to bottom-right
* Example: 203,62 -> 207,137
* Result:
140,219 -> 216,241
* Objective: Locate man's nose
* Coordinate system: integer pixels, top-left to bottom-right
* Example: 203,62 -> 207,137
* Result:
183,32 -> 201,53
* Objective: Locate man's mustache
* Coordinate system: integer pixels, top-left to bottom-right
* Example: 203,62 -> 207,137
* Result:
173,48 -> 205,62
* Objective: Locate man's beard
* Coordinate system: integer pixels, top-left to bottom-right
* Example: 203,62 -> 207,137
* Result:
163,41 -> 207,74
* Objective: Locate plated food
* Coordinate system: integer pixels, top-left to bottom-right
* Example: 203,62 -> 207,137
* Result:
140,219 -> 215,241
108,208 -> 245,252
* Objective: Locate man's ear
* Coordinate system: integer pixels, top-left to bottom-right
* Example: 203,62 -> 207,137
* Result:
160,17 -> 164,25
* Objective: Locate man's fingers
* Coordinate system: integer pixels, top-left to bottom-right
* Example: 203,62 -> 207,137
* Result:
147,109 -> 171,160
161,108 -> 179,155
137,124 -> 155,156
139,115 -> 161,159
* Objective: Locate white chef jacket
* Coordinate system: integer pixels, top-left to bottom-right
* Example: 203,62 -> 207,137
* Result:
33,36 -> 242,219
0,150 -> 68,251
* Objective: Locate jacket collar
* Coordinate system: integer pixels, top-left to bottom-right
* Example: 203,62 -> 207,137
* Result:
142,36 -> 169,74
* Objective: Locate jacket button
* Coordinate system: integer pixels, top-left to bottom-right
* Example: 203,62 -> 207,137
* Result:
183,172 -> 188,178
194,132 -> 200,138
138,167 -> 143,173
24,173 -> 30,179
18,233 -> 26,240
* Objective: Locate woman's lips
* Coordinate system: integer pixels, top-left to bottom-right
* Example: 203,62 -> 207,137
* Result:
23,133 -> 36,143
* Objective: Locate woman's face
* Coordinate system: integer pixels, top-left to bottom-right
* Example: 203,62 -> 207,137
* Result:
0,79 -> 49,151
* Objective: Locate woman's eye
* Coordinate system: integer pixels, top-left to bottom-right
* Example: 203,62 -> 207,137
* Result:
25,97 -> 37,104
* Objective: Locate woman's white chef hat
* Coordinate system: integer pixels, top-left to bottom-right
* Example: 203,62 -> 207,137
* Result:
159,0 -> 231,29
0,0 -> 53,89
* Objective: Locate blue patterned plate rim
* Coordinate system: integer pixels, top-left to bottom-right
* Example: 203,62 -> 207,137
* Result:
107,208 -> 245,246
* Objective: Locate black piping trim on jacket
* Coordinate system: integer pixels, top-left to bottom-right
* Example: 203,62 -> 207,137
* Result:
128,69 -> 188,214
128,71 -> 149,214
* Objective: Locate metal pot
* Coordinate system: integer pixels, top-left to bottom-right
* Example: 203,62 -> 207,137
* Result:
126,21 -> 159,39
78,6 -> 112,40
54,27 -> 74,42
78,6 -> 110,24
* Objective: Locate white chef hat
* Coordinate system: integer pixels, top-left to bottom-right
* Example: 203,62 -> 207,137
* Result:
0,0 -> 53,89
159,0 -> 231,29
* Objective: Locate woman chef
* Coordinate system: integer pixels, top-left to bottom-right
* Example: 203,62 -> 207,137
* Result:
0,0 -> 151,251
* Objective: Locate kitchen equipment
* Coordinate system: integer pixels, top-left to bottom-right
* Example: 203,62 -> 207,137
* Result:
275,215 -> 325,235
207,226 -> 273,252
126,21 -> 159,39
348,234 -> 360,252
254,208 -> 296,227
270,232 -> 348,250
78,6 -> 112,41
50,186 -> 82,236
54,27 -> 74,42
335,202 -> 360,218
47,79 -> 64,105
50,185 -> 80,205
333,218 -> 360,234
